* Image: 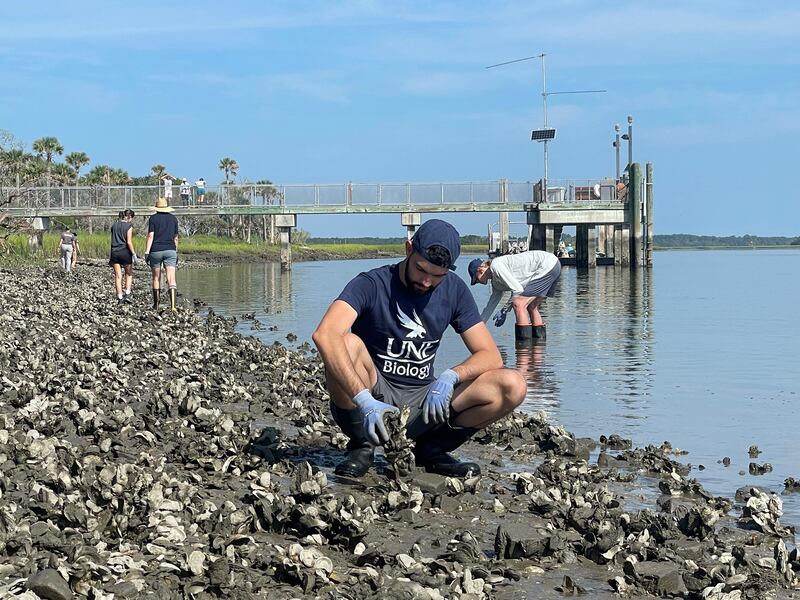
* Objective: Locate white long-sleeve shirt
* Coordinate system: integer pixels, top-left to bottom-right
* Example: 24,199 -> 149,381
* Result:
479,251 -> 559,321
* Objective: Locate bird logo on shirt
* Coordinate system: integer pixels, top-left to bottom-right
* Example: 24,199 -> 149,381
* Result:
396,303 -> 426,339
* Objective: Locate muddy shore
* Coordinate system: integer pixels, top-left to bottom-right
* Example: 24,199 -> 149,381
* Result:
0,264 -> 797,599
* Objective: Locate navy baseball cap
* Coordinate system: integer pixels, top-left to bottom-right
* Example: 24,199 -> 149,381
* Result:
468,258 -> 483,285
411,219 -> 461,271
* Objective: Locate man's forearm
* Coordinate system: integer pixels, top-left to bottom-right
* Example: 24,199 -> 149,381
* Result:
451,348 -> 503,383
313,333 -> 368,410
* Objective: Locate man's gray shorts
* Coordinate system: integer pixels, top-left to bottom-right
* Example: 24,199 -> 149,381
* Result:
148,249 -> 178,268
521,260 -> 561,297
330,370 -> 460,442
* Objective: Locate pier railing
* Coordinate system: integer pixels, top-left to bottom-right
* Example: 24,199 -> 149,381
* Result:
1,179 -> 621,214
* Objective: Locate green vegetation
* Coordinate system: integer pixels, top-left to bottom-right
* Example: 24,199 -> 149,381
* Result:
653,234 -> 800,248
1,232 -> 276,260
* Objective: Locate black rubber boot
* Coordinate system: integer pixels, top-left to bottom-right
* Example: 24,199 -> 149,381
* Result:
169,288 -> 177,312
335,446 -> 375,478
515,324 -> 533,343
414,425 -> 481,477
331,403 -> 375,478
152,288 -> 160,310
532,325 -> 546,339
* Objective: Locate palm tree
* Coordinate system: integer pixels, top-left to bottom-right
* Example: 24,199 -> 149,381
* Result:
51,163 -> 75,186
218,157 -> 239,185
32,137 -> 64,164
150,164 -> 167,185
65,151 -> 90,185
32,137 -> 64,187
108,168 -> 131,186
0,149 -> 29,188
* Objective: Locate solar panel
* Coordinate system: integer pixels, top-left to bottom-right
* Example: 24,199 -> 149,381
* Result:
530,128 -> 556,141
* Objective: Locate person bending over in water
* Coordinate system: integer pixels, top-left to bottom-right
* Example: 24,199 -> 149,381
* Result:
144,198 -> 179,312
313,219 -> 526,479
109,209 -> 137,304
468,250 -> 562,340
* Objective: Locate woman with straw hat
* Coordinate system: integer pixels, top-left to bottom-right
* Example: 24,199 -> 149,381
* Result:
144,198 -> 179,311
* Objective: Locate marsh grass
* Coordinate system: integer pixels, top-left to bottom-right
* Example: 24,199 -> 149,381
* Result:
1,232 -> 487,264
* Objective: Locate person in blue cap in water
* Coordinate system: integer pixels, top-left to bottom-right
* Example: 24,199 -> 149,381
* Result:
468,250 -> 561,341
313,219 -> 526,478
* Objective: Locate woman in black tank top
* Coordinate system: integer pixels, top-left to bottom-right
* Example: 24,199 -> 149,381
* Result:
109,209 -> 137,304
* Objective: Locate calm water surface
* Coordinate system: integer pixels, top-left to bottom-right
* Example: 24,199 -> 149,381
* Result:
181,249 -> 800,525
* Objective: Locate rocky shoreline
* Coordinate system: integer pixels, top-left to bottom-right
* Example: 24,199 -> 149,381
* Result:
0,264 -> 797,599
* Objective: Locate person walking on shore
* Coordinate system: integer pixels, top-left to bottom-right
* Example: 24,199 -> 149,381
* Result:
109,209 -> 137,304
144,198 -> 179,312
71,232 -> 80,270
313,219 -> 526,479
468,250 -> 562,340
57,227 -> 78,273
195,177 -> 206,205
179,178 -> 191,207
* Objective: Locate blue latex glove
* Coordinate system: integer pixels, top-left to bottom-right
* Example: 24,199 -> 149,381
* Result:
144,253 -> 150,265
132,253 -> 138,265
422,368 -> 459,424
493,309 -> 508,327
352,389 -> 399,446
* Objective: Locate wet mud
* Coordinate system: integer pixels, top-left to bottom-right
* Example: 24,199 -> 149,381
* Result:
0,265 -> 798,599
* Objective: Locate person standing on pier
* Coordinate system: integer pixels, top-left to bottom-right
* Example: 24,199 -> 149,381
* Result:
179,178 -> 192,207
109,209 -> 137,304
195,177 -> 206,205
313,219 -> 526,479
144,198 -> 179,312
162,175 -> 174,205
468,250 -> 561,341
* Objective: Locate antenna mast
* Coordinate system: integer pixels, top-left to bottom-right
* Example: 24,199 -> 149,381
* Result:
486,53 -> 606,204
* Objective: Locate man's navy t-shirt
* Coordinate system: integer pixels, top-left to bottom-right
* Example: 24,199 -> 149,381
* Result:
337,263 -> 481,386
148,213 -> 179,252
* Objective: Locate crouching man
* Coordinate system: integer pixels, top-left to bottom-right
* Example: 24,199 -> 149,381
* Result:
312,219 -> 526,478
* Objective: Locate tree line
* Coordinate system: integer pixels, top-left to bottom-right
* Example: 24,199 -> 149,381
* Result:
0,128 -> 287,245
307,233 -> 800,247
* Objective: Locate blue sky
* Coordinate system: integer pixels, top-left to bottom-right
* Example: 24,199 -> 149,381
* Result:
1,1 -> 798,237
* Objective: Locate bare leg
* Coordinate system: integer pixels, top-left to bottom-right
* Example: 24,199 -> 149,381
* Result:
450,368 -> 526,429
511,295 -> 536,326
124,264 -> 133,294
324,333 -> 378,407
113,264 -> 123,297
527,297 -> 544,326
165,265 -> 177,289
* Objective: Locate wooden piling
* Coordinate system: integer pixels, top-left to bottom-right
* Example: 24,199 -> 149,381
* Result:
530,225 -> 547,251
545,225 -> 556,254
275,214 -> 297,272
576,225 -> 596,267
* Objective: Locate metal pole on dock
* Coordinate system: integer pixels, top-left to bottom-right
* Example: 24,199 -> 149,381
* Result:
626,115 -> 634,167
645,162 -> 654,267
629,162 -> 643,267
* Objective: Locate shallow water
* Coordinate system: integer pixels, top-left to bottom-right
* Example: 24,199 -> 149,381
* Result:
180,248 -> 800,526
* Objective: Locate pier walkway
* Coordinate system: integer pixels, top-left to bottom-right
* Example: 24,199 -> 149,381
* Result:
2,179 -> 622,218
6,166 -> 653,270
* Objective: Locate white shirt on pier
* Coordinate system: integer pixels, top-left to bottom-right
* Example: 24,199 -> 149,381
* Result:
479,250 -> 559,321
